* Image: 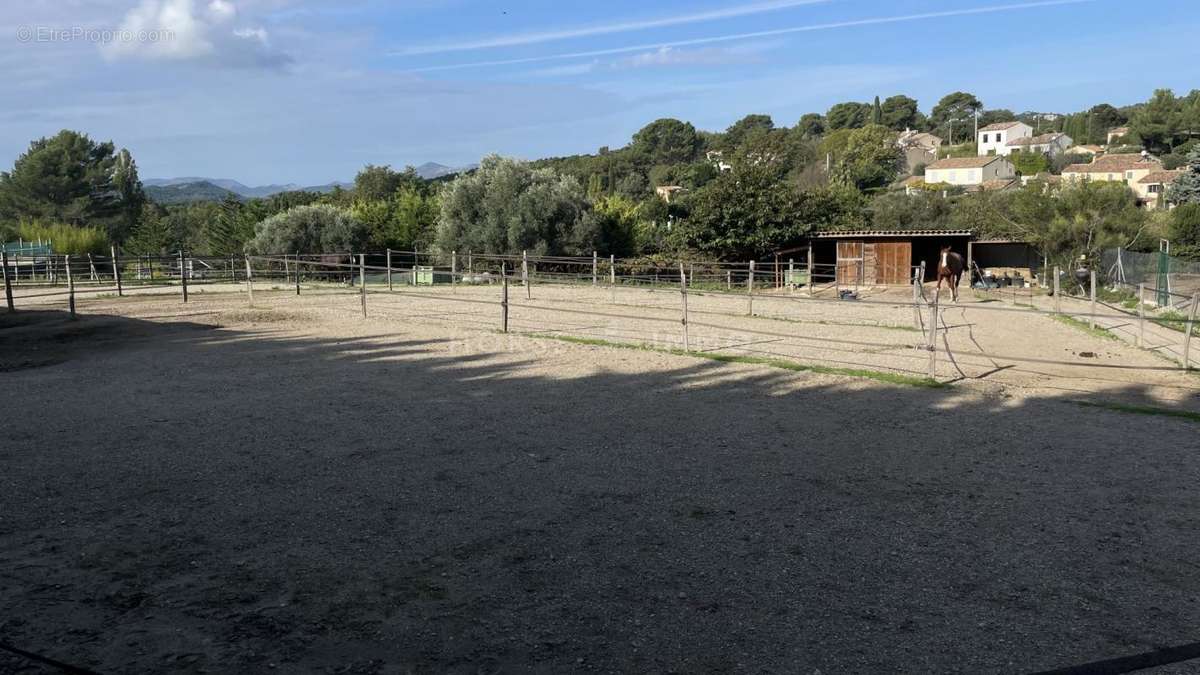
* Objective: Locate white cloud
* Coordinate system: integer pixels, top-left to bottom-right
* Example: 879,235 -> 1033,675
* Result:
102,0 -> 290,68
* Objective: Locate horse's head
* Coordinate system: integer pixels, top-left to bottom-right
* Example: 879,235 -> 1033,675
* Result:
940,246 -> 952,254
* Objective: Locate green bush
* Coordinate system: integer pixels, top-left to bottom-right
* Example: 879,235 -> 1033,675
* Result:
244,205 -> 368,254
14,221 -> 109,254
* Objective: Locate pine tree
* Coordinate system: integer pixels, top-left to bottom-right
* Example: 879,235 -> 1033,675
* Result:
871,96 -> 882,125
1167,145 -> 1200,204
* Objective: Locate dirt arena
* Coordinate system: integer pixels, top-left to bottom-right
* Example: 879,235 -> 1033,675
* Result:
2,282 -> 1200,673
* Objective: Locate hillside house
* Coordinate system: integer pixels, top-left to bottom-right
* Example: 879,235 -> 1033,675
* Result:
1107,126 -> 1130,145
1061,153 -> 1163,187
1006,132 -> 1073,157
978,121 -> 1033,156
1135,170 -> 1185,209
925,156 -> 1016,187
898,130 -> 943,174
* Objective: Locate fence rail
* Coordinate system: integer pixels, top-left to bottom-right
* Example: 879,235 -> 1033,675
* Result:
6,249 -> 1200,381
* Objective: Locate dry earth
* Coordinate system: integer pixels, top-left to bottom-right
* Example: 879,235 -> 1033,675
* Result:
2,284 -> 1200,673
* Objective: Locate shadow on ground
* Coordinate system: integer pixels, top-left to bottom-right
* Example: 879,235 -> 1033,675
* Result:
1,309 -> 1199,674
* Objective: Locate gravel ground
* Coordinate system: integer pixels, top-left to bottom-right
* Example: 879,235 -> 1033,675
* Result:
2,287 -> 1200,673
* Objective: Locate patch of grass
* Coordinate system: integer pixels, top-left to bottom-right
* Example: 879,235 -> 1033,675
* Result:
1052,314 -> 1118,341
1074,400 -> 1200,423
527,333 -> 946,388
1151,309 -> 1191,333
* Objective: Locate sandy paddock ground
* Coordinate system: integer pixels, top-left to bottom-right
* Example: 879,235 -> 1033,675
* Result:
2,282 -> 1200,673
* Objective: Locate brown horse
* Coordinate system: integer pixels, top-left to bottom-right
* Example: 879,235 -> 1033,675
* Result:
936,246 -> 964,301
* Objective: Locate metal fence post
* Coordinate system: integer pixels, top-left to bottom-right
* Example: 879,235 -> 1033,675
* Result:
111,246 -> 123,297
1137,283 -> 1146,348
2,251 -> 13,312
386,249 -> 393,291
913,267 -> 921,330
747,260 -> 755,316
788,258 -> 795,294
1184,293 -> 1199,371
679,262 -> 689,352
360,254 -> 367,318
451,250 -> 458,292
501,264 -> 509,333
610,254 -> 616,303
180,251 -> 189,303
593,251 -> 598,286
66,255 -> 76,319
244,254 -> 253,305
726,269 -> 731,291
294,253 -> 301,296
927,290 -> 939,380
1089,270 -> 1097,330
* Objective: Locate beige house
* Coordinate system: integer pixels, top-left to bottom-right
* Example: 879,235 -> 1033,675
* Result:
1065,144 -> 1103,156
1061,153 -> 1162,186
1135,170 -> 1185,209
978,121 -> 1033,156
1107,126 -> 1130,145
925,156 -> 1016,187
1007,132 -> 1073,157
897,130 -> 943,174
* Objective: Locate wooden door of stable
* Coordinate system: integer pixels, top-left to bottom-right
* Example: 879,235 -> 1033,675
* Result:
874,242 -> 911,285
837,241 -> 863,286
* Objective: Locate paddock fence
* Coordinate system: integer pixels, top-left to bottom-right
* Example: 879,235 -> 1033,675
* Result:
4,249 -> 1200,384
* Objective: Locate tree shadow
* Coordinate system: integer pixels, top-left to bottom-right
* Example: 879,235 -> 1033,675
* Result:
1,308 -> 1199,674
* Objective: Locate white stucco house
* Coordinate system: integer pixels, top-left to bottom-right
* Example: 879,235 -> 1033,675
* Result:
977,121 -> 1034,156
925,156 -> 1016,187
1006,132 -> 1073,158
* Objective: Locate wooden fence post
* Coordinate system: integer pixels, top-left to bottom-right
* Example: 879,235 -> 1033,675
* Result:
788,258 -> 795,293
87,253 -> 97,281
726,269 -> 731,291
295,254 -> 301,296
1053,266 -> 1061,314
523,250 -> 530,300
244,254 -> 253,305
927,290 -> 939,380
111,246 -> 123,297
1089,270 -> 1097,330
386,249 -> 393,291
747,260 -> 755,316
610,254 -> 616,303
1137,283 -> 1146,348
2,251 -> 13,313
501,264 -> 509,333
593,251 -> 598,286
360,254 -> 367,318
451,250 -> 458,292
679,262 -> 690,352
283,253 -> 291,286
807,242 -> 814,297
1183,293 -> 1199,371
180,251 -> 189,303
66,255 -> 76,319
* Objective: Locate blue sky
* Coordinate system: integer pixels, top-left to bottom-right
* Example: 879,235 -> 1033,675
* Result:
2,0 -> 1198,185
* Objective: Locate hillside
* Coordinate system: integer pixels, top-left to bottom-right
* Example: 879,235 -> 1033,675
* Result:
144,181 -> 240,205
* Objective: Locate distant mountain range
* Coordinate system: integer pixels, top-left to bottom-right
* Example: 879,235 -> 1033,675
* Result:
144,162 -> 474,204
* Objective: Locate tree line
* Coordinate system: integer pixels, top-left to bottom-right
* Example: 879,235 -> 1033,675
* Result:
2,87 -> 1200,268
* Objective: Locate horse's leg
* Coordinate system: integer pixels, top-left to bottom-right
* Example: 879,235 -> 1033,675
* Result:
952,275 -> 959,302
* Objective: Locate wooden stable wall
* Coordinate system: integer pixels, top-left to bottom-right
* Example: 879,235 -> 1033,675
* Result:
836,240 -> 912,286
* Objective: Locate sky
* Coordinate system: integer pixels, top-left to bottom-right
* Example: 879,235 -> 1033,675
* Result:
2,0 -> 1199,185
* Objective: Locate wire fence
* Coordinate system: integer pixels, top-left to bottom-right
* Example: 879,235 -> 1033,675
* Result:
5,249 -> 1200,383
1105,246 -> 1200,311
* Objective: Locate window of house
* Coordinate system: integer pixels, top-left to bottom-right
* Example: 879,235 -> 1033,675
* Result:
982,134 -> 989,143
1126,171 -> 1134,180
1149,184 -> 1162,194
1108,174 -> 1115,181
996,134 -> 1003,142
